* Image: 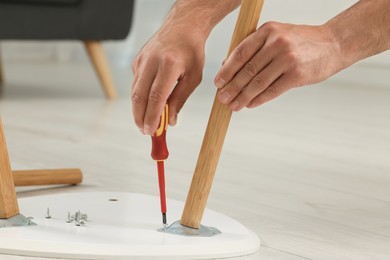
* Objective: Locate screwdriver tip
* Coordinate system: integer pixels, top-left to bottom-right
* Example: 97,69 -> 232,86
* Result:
162,213 -> 167,225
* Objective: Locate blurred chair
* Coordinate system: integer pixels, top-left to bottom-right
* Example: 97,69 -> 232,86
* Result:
0,0 -> 135,100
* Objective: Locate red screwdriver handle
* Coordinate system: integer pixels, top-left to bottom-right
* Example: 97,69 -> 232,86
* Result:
151,104 -> 169,161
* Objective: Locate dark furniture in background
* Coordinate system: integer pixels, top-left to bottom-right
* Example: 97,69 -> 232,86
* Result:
0,0 -> 135,99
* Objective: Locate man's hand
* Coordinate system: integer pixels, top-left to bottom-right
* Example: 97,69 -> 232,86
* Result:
131,0 -> 240,135
214,21 -> 342,111
216,0 -> 390,112
132,28 -> 205,135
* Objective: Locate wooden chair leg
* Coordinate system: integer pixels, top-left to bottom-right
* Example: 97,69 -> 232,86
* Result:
84,41 -> 117,100
0,117 -> 20,219
0,44 -> 3,84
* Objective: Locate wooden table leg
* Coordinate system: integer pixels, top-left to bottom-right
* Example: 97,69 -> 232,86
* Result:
180,0 -> 265,229
0,117 -> 83,219
0,117 -> 19,219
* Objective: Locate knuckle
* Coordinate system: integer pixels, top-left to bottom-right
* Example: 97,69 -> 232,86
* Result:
290,67 -> 307,85
285,51 -> 299,64
243,62 -> 257,77
261,21 -> 278,32
252,75 -> 268,90
264,86 -> 279,98
233,82 -> 244,93
233,45 -> 247,62
161,53 -> 176,66
239,93 -> 251,105
148,89 -> 166,105
292,66 -> 305,78
228,81 -> 243,94
131,91 -> 147,104
274,35 -> 292,49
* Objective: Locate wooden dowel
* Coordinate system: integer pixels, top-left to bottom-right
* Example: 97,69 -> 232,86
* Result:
12,168 -> 83,186
181,0 -> 265,229
0,117 -> 20,218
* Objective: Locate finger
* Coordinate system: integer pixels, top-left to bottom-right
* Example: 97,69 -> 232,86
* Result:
217,43 -> 277,105
143,65 -> 181,135
131,56 -> 139,74
247,74 -> 291,108
131,58 -> 141,93
229,60 -> 285,111
168,75 -> 201,126
214,28 -> 268,88
131,73 -> 140,92
131,60 -> 158,134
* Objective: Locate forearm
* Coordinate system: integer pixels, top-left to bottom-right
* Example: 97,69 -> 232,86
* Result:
161,0 -> 241,41
324,0 -> 390,67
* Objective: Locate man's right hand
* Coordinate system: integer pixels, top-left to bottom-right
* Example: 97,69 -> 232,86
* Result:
132,27 -> 205,135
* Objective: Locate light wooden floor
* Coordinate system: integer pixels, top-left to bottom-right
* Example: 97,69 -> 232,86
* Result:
0,62 -> 390,260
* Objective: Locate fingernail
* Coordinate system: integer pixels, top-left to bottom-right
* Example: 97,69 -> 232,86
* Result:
230,100 -> 239,110
218,92 -> 230,103
169,113 -> 177,126
215,78 -> 225,89
138,128 -> 145,135
144,125 -> 152,135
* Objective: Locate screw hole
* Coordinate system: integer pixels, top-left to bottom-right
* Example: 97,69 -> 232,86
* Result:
108,199 -> 118,202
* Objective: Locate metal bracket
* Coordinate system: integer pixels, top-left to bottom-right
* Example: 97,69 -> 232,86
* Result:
0,214 -> 36,228
158,220 -> 221,237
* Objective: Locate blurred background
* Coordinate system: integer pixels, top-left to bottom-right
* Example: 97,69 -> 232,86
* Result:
1,0 -> 389,93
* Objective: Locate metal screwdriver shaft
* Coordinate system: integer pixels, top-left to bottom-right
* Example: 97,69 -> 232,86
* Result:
157,161 -> 167,224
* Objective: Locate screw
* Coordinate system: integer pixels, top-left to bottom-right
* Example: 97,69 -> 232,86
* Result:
75,210 -> 82,222
26,216 -> 34,225
66,212 -> 74,223
75,210 -> 84,226
81,213 -> 88,221
45,208 -> 51,219
75,210 -> 87,221
75,219 -> 86,226
66,210 -> 88,226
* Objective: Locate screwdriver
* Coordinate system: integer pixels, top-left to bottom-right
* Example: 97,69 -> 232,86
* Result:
151,104 -> 169,225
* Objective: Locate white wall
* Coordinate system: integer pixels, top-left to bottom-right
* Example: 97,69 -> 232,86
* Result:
2,0 -> 390,86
